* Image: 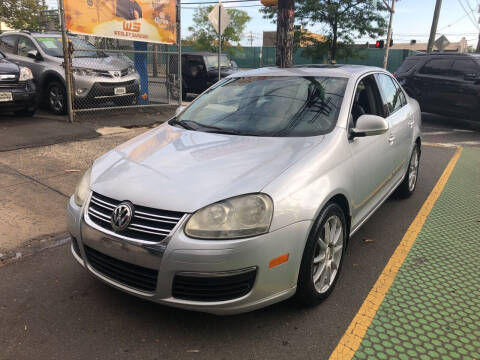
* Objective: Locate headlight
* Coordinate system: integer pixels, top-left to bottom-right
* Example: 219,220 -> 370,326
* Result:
72,67 -> 98,77
19,67 -> 33,81
74,167 -> 92,207
185,194 -> 273,239
127,66 -> 136,74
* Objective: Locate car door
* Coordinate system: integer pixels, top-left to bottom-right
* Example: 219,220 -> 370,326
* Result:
376,73 -> 412,184
447,58 -> 480,119
412,57 -> 453,113
184,56 -> 206,94
348,74 -> 396,226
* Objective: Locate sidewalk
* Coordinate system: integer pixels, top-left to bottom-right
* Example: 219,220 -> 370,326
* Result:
331,146 -> 480,360
0,106 -> 176,152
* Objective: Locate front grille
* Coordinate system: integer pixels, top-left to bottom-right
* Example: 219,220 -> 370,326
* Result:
98,80 -> 135,87
172,268 -> 257,302
84,245 -> 158,292
0,82 -> 23,88
87,192 -> 184,243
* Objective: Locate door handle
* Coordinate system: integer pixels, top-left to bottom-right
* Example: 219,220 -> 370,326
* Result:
388,135 -> 396,145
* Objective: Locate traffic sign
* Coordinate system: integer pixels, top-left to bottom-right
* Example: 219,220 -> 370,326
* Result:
208,3 -> 231,35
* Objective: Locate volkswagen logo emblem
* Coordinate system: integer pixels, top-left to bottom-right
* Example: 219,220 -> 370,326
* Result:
111,201 -> 134,232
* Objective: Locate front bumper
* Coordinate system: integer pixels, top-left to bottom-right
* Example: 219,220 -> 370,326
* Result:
67,195 -> 311,315
0,81 -> 38,112
73,73 -> 140,104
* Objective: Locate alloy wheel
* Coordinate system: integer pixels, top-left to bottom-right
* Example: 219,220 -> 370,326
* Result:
49,86 -> 64,112
408,148 -> 419,192
312,215 -> 344,294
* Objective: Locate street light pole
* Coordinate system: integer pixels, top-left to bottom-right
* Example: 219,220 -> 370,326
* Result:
427,0 -> 443,53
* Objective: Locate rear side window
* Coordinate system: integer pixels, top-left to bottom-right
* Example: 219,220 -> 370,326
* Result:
0,35 -> 17,54
376,73 -> 405,115
397,59 -> 418,74
419,58 -> 452,75
451,59 -> 479,78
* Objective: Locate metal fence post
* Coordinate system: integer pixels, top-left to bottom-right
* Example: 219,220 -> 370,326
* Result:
58,0 -> 74,122
177,0 -> 182,105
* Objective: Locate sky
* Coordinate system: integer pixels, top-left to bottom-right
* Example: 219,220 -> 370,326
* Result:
47,0 -> 480,48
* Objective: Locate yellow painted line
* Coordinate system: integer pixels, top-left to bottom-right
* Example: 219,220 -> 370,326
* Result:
329,146 -> 463,360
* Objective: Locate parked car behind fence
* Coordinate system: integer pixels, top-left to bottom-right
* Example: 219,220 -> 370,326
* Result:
0,31 -> 140,114
0,50 -> 38,116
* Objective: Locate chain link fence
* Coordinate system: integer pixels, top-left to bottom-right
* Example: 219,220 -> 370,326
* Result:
70,36 -> 180,114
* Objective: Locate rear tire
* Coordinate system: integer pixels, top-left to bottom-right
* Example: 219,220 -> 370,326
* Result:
296,202 -> 347,306
46,81 -> 67,115
397,145 -> 420,198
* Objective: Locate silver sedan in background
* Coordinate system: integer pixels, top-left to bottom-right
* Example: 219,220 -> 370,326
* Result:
68,65 -> 421,314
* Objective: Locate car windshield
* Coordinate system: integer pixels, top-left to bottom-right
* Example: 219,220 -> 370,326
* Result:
172,76 -> 348,137
35,37 -> 106,58
205,55 -> 232,68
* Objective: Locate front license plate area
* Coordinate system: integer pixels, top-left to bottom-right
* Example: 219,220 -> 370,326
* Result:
114,87 -> 126,95
0,92 -> 13,102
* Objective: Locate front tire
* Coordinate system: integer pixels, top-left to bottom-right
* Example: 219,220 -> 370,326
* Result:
46,81 -> 67,115
296,202 -> 347,306
397,145 -> 420,198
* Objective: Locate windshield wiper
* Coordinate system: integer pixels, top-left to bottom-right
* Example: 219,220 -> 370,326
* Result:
169,118 -> 196,130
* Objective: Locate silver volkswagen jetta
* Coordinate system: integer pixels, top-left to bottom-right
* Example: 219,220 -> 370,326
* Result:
68,65 -> 421,315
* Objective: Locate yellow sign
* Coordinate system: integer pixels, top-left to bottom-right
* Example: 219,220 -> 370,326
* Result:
64,0 -> 177,44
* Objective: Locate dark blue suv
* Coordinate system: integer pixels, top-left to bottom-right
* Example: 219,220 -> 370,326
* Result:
0,51 -> 38,116
395,53 -> 480,121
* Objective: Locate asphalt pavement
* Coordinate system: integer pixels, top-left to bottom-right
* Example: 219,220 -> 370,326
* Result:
0,145 -> 455,360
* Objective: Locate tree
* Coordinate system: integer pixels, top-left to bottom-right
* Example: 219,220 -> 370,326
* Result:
262,0 -> 388,62
187,6 -> 251,55
0,0 -> 46,30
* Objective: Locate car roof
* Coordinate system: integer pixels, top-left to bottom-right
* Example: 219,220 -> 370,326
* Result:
230,64 -> 387,78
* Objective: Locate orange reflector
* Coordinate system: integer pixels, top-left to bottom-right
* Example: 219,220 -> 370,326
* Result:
269,253 -> 289,268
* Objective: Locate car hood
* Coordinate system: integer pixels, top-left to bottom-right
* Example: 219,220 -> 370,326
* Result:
90,124 -> 323,213
71,56 -> 130,71
0,57 -> 19,74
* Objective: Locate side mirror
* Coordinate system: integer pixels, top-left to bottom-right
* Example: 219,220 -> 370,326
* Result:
350,114 -> 389,139
27,50 -> 42,61
175,105 -> 186,116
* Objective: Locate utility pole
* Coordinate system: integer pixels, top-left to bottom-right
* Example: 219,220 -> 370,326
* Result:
382,0 -> 395,70
477,6 -> 480,53
276,0 -> 294,68
427,0 -> 442,53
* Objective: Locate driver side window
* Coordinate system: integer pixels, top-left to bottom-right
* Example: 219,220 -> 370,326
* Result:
350,74 -> 383,128
17,37 -> 36,57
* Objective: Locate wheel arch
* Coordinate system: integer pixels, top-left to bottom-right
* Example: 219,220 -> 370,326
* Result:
39,71 -> 66,99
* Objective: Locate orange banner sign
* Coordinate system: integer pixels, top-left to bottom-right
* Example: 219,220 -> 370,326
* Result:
64,0 -> 177,44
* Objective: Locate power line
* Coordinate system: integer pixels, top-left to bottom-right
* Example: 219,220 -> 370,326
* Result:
456,0 -> 480,29
437,14 -> 469,31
